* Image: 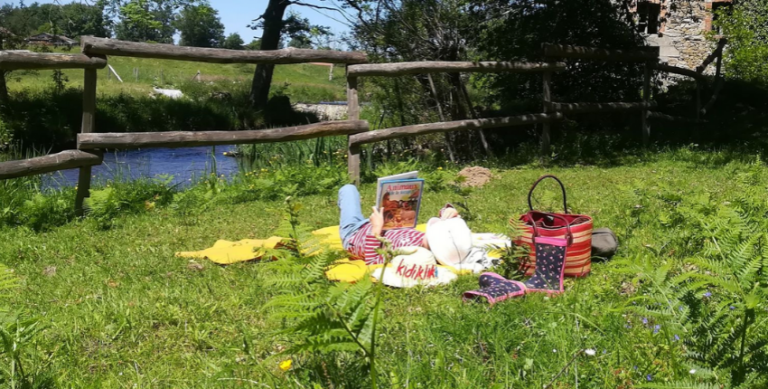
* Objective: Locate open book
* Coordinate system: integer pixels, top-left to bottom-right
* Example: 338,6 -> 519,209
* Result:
375,171 -> 424,230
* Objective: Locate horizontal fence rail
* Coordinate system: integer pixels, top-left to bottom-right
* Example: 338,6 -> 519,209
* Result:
647,111 -> 706,123
349,114 -> 563,146
347,61 -> 566,77
543,44 -> 660,62
0,51 -> 106,70
77,120 -> 370,150
81,36 -> 368,64
548,101 -> 657,114
651,63 -> 706,81
0,150 -> 102,180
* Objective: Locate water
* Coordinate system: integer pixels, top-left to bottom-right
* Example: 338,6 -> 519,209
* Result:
43,145 -> 241,189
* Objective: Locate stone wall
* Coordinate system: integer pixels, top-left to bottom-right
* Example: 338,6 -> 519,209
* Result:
632,0 -> 727,74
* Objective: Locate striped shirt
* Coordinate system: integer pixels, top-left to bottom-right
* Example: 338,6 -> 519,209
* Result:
346,204 -> 453,265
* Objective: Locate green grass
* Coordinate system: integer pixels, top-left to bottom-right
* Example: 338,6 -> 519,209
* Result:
2,150 -> 768,387
6,50 -> 348,103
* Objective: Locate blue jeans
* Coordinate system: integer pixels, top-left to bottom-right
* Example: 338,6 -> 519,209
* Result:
338,184 -> 369,249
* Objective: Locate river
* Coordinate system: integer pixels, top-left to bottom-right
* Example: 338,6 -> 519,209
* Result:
43,145 -> 242,189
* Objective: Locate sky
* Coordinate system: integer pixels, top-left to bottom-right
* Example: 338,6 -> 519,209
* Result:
7,0 -> 353,43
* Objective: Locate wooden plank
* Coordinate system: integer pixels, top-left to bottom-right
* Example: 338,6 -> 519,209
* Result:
696,38 -> 727,73
81,36 -> 368,64
651,63 -> 707,81
0,150 -> 102,180
647,111 -> 705,123
76,68 -> 98,217
541,70 -> 552,155
349,113 -> 563,146
0,51 -> 106,70
78,120 -> 370,150
543,44 -> 659,62
347,61 -> 566,77
642,62 -> 651,146
549,101 -> 657,114
346,76 -> 361,185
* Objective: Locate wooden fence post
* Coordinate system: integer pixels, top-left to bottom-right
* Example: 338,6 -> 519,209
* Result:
642,61 -> 651,146
696,80 -> 701,121
346,75 -> 361,185
541,70 -> 552,156
75,68 -> 97,216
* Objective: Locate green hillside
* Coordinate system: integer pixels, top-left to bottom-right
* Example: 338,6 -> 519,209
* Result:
6,52 -> 349,103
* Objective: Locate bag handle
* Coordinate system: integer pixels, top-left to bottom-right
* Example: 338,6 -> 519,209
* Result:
528,175 -> 568,214
527,211 -> 573,246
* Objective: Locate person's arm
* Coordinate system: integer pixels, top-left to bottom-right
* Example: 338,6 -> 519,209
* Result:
363,207 -> 385,265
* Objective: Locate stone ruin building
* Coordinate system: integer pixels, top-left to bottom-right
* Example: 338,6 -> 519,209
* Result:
626,0 -> 731,74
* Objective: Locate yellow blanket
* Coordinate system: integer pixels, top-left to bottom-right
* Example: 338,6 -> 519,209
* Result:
175,224 -> 497,283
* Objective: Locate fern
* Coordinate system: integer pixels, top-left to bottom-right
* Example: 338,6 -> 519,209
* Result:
263,197 -> 401,389
619,197 -> 768,387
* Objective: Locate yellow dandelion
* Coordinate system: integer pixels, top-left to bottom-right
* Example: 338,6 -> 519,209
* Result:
279,359 -> 292,371
437,167 -> 443,170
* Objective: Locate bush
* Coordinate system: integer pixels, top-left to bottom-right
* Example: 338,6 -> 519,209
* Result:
714,0 -> 768,83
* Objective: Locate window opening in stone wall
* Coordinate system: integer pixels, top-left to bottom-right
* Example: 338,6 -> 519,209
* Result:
636,1 -> 662,35
711,1 -> 733,34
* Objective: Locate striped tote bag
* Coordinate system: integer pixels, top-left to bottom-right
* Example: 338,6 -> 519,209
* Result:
515,175 -> 593,277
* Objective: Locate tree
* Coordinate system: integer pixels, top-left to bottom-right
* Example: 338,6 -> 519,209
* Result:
59,2 -> 111,38
0,2 -> 109,39
248,4 -> 335,108
113,0 -> 187,43
175,3 -> 225,47
244,37 -> 262,50
283,12 -> 331,49
222,32 -> 245,50
714,0 -> 768,82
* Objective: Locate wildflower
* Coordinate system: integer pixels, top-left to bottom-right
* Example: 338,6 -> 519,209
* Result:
646,374 -> 652,381
633,366 -> 638,370
689,369 -> 696,374
730,306 -> 735,310
653,324 -> 661,334
703,291 -> 712,298
552,349 -> 557,353
584,349 -> 596,356
437,167 -> 443,170
602,350 -> 607,354
674,334 -> 680,341
279,359 -> 292,371
642,317 -> 648,325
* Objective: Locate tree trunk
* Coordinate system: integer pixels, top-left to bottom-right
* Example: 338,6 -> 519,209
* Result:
249,0 -> 290,108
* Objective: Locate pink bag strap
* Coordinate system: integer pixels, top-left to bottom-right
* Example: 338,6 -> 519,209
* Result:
527,211 -> 573,247
528,175 -> 568,214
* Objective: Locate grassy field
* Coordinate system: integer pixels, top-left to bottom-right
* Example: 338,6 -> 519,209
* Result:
2,149 -> 767,388
6,51 -> 348,103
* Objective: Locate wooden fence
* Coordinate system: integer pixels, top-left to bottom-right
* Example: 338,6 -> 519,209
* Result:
0,37 -> 728,213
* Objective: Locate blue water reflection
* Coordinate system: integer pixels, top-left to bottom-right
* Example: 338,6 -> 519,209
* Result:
42,145 -> 241,189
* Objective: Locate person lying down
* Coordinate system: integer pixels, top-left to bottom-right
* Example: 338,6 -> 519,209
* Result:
337,184 -> 466,265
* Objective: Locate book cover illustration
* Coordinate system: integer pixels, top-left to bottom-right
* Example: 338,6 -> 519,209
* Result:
377,178 -> 425,230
